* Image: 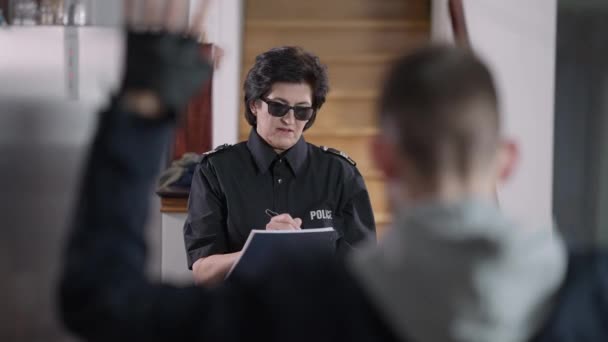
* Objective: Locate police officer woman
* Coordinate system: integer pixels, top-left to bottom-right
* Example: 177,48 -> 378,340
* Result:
184,46 -> 376,286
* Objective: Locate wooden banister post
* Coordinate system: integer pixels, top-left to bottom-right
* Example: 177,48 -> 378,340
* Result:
448,0 -> 470,48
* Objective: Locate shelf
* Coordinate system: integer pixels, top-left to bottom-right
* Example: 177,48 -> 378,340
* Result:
161,197 -> 188,213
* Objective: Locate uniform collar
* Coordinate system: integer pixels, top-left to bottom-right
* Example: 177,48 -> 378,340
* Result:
246,128 -> 308,176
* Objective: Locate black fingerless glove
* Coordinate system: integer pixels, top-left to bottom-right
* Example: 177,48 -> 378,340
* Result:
121,31 -> 213,115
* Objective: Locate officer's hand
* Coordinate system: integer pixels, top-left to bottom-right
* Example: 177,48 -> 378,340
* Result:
266,214 -> 302,231
120,0 -> 217,119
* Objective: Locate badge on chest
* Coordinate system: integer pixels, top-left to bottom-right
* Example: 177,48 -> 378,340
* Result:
310,209 -> 332,221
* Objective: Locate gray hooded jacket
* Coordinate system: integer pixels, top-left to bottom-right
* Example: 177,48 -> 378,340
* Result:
351,199 -> 566,342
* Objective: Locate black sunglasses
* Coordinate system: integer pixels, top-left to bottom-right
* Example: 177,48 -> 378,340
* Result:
260,97 -> 315,121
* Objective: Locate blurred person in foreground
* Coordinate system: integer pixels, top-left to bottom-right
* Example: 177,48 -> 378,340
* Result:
59,1 -> 608,341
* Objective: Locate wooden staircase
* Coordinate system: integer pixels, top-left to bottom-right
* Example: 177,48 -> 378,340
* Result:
240,0 -> 431,236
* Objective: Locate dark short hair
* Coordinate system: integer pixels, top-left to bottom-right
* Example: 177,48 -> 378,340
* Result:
243,46 -> 329,130
379,45 -> 499,180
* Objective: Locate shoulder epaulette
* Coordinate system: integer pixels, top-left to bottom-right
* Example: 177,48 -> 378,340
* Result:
320,146 -> 356,166
202,143 -> 232,159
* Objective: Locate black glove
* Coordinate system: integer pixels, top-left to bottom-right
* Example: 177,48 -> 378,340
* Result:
120,31 -> 213,115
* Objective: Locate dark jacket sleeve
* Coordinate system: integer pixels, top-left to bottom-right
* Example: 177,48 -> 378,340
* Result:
335,167 -> 376,253
58,102 -> 234,341
183,160 -> 229,268
56,103 -> 398,342
227,247 -> 399,342
533,250 -> 608,342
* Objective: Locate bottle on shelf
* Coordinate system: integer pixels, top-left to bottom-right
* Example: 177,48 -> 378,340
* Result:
11,0 -> 38,25
63,0 -> 88,26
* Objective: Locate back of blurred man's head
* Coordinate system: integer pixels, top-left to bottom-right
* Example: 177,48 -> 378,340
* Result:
372,46 -> 517,204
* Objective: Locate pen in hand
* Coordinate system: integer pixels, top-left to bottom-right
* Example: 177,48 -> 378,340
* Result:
265,209 -> 279,218
265,209 -> 302,230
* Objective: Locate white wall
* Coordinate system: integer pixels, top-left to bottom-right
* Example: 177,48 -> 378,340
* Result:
432,0 -> 557,229
161,213 -> 191,284
190,0 -> 243,147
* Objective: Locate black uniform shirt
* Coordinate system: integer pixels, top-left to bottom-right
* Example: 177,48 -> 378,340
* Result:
183,129 -> 376,268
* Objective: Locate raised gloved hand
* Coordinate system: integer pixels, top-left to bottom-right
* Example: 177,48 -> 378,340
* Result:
118,0 -> 217,119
